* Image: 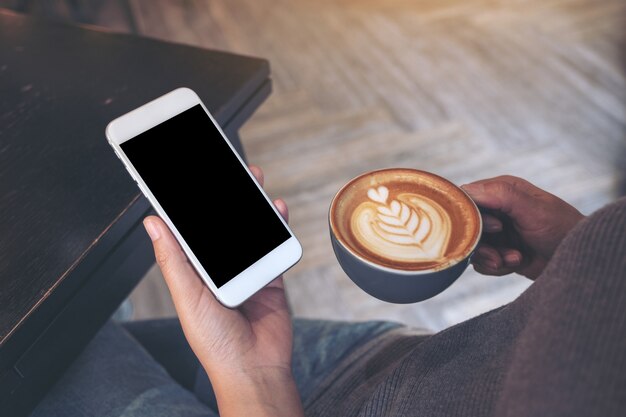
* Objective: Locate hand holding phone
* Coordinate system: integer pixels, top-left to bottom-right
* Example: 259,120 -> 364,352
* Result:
107,88 -> 305,415
106,88 -> 302,307
143,171 -> 304,417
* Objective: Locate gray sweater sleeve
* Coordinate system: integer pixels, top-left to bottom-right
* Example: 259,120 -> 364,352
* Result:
496,197 -> 626,417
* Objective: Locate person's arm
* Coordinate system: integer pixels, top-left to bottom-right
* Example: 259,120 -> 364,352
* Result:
142,165 -> 305,417
210,368 -> 304,416
461,175 -> 584,280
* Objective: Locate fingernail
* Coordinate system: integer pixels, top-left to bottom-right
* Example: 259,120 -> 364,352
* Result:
504,253 -> 521,266
485,261 -> 499,270
144,219 -> 160,241
461,183 -> 484,194
484,220 -> 502,232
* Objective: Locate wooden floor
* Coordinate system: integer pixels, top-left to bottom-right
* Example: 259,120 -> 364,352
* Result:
16,0 -> 624,331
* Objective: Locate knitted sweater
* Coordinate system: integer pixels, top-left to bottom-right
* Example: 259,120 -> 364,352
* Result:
306,197 -> 626,417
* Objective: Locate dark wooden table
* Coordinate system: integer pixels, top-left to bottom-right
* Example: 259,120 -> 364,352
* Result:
0,9 -> 270,416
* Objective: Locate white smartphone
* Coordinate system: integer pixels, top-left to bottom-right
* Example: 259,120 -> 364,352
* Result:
106,87 -> 302,308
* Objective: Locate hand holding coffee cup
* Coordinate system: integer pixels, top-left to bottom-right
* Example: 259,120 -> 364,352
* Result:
329,168 -> 482,303
461,175 -> 584,280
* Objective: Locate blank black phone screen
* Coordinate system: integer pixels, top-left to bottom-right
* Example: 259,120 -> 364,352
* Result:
121,104 -> 290,287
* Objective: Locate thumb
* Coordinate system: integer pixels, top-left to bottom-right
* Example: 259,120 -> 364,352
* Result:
143,216 -> 207,311
461,175 -> 533,219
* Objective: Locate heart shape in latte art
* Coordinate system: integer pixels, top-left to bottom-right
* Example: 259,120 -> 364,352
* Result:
367,186 -> 389,204
351,186 -> 452,264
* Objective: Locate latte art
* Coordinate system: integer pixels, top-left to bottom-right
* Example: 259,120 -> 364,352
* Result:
330,169 -> 481,271
352,186 -> 451,264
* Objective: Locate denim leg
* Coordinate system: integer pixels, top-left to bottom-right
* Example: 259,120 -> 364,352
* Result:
123,319 -> 218,412
142,318 -> 404,409
290,318 -> 404,402
33,318 -> 403,416
123,319 -> 201,392
194,318 -> 404,407
31,321 -> 216,417
192,318 -> 404,408
126,317 -> 405,410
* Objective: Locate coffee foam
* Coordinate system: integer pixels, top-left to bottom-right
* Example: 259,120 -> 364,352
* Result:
331,169 -> 481,271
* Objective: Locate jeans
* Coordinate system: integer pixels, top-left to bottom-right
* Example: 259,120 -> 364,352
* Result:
31,318 -> 404,417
